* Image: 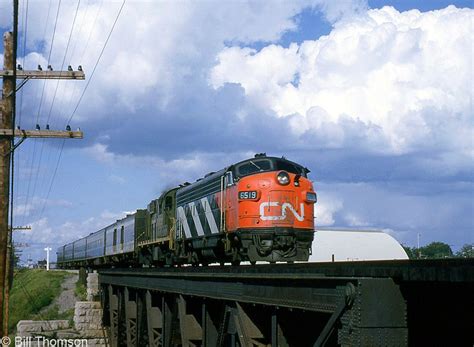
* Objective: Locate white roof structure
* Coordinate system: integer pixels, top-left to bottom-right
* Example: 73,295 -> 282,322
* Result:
310,228 -> 409,262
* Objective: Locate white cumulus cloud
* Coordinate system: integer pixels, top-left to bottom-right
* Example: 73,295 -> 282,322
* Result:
314,192 -> 343,226
210,6 -> 473,164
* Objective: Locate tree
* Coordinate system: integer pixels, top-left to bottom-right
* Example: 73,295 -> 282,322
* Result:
402,245 -> 417,259
455,244 -> 473,258
420,242 -> 453,258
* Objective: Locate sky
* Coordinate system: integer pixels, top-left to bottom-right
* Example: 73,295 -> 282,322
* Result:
0,0 -> 472,263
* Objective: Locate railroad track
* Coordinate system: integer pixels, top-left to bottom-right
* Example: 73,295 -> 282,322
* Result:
99,258 -> 474,281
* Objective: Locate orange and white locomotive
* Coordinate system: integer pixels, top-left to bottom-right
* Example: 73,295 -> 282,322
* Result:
57,154 -> 317,268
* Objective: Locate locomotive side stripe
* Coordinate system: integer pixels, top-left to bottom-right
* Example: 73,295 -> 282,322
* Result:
200,197 -> 219,234
177,206 -> 192,238
188,202 -> 205,236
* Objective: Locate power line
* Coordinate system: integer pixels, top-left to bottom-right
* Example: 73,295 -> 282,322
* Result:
38,0 -> 126,221
22,0 -> 68,228
34,1 -> 104,220
53,0 -> 92,124
19,0 -> 53,226
17,0 -> 28,127
21,0 -> 60,227
29,0 -> 53,126
30,0 -> 82,223
62,0 -> 103,123
46,0 -> 82,125
38,140 -> 64,219
39,0 -> 102,202
78,0 -> 104,65
68,0 -> 126,125
14,0 -> 29,220
1,26 -> 84,334
68,0 -> 92,70
35,0 -> 62,125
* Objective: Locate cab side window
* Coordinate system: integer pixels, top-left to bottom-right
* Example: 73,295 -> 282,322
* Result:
165,196 -> 172,211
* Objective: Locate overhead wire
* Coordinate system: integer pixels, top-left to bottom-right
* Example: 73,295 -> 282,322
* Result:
67,0 -> 92,73
11,0 -> 52,258
38,0 -> 127,220
46,0 -> 82,126
52,0 -> 92,126
29,0 -> 82,223
13,0 -> 28,220
34,0 -> 62,125
63,0 -> 103,121
33,0 -> 93,223
17,0 -> 28,127
28,0 -> 54,124
20,0 -> 48,225
68,0 -> 126,125
33,0 -> 102,223
20,0 -> 59,226
79,0 -> 104,64
17,0 -> 100,261
19,1 -> 64,260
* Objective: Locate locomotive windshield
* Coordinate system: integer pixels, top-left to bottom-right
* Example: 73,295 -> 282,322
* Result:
236,159 -> 272,176
235,158 -> 307,178
274,159 -> 305,175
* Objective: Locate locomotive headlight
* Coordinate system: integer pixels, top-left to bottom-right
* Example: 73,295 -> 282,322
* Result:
276,171 -> 290,185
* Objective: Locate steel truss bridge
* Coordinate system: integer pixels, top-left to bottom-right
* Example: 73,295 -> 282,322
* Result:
98,259 -> 473,346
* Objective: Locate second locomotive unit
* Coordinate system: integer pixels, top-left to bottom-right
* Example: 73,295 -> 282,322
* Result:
57,154 -> 317,267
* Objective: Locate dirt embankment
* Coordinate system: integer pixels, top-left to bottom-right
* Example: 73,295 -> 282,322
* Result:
44,272 -> 79,314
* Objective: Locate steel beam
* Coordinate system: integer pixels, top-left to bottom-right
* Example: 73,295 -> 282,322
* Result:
177,295 -> 202,346
100,279 -> 406,346
124,288 -> 137,347
202,301 -> 219,346
98,260 -> 473,346
145,290 -> 162,347
107,285 -> 118,347
99,271 -> 348,313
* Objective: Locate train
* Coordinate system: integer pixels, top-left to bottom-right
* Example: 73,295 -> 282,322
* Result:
56,154 -> 317,268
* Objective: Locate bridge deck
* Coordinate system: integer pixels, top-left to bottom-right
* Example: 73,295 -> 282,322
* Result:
98,259 -> 473,346
100,258 -> 473,281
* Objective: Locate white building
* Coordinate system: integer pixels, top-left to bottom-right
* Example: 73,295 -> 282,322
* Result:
310,228 -> 409,262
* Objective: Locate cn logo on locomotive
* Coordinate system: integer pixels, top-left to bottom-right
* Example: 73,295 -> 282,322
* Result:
259,202 -> 305,221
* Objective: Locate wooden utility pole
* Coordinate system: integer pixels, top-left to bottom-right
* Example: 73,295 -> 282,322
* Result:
0,1 -> 85,334
0,29 -> 13,342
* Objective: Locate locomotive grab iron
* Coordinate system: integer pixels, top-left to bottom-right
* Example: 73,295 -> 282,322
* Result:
57,154 -> 317,267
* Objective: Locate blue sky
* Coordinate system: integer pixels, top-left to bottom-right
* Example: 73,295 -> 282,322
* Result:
0,0 -> 472,262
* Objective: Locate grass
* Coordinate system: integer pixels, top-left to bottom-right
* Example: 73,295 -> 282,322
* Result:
38,305 -> 75,327
75,279 -> 87,301
8,269 -> 71,333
